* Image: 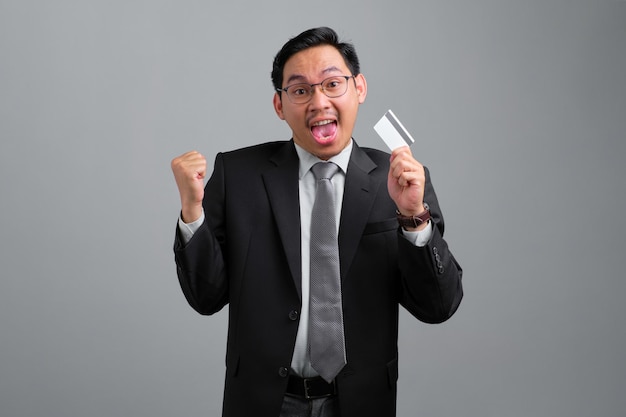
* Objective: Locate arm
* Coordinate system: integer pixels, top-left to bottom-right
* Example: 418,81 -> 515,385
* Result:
397,175 -> 463,323
388,147 -> 463,323
172,152 -> 229,315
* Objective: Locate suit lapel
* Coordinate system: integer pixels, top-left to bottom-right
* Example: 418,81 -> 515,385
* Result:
260,141 -> 381,296
339,144 -> 380,280
262,141 -> 303,297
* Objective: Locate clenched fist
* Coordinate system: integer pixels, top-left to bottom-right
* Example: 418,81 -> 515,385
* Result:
171,151 -> 206,223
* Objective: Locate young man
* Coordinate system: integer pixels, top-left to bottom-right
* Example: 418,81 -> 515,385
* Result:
171,27 -> 463,417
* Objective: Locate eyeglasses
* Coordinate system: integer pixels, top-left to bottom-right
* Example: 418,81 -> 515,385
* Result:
276,75 -> 355,104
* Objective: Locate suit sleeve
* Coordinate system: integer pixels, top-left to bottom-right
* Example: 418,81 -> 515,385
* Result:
397,167 -> 463,324
173,153 -> 229,315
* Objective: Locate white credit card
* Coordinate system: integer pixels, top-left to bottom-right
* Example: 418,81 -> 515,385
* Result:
373,109 -> 415,151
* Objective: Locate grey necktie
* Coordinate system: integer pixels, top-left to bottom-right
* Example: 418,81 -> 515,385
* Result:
309,162 -> 346,383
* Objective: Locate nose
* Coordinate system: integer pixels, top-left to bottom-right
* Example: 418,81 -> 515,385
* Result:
308,84 -> 331,109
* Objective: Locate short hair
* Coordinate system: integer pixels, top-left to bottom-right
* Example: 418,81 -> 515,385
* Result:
271,27 -> 361,91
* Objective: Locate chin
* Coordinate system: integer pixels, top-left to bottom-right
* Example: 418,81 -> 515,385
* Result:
316,143 -> 345,160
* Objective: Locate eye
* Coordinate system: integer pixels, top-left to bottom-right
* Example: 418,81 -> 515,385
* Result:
290,85 -> 309,96
324,78 -> 343,90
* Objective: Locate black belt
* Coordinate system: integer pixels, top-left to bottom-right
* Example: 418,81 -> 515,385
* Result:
286,375 -> 337,399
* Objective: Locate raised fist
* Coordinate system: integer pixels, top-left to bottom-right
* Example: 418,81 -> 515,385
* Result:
171,151 -> 206,223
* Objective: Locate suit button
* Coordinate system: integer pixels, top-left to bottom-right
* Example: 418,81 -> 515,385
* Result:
288,310 -> 299,321
278,367 -> 289,378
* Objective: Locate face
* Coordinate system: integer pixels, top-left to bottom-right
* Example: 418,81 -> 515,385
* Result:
273,45 -> 367,160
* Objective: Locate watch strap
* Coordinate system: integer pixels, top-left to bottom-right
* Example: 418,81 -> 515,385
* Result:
396,205 -> 431,229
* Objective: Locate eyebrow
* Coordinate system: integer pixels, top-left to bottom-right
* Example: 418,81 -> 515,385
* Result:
284,66 -> 343,86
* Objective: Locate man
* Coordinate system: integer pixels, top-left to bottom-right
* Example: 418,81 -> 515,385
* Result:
171,27 -> 463,417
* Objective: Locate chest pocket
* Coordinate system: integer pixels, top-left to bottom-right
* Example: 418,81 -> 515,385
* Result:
362,218 -> 397,235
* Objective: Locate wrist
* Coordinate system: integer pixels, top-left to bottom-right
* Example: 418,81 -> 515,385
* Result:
181,204 -> 203,224
396,203 -> 430,231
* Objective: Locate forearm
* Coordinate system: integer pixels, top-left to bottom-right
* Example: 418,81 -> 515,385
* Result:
174,151 -> 232,315
174,220 -> 229,315
397,225 -> 463,324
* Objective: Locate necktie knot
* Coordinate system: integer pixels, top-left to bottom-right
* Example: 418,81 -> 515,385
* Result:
311,162 -> 339,181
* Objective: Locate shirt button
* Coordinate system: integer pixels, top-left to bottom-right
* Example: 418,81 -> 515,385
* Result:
278,367 -> 289,378
288,310 -> 299,321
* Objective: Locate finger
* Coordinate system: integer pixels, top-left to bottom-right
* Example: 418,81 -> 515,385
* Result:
391,160 -> 422,182
173,152 -> 206,173
399,171 -> 423,187
390,146 -> 411,160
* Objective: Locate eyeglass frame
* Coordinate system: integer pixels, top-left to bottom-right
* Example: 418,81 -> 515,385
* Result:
275,75 -> 356,104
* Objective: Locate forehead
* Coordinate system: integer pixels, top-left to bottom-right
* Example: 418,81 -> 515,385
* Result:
283,45 -> 350,85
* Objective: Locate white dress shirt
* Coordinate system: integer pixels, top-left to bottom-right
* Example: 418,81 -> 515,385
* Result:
177,139 -> 433,377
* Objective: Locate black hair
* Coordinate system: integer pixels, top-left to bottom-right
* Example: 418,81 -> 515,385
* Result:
271,27 -> 361,92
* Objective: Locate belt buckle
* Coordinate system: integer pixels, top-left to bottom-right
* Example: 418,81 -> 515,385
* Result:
303,377 -> 334,400
303,378 -> 315,400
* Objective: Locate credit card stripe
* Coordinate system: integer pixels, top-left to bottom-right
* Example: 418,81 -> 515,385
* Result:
385,111 -> 414,145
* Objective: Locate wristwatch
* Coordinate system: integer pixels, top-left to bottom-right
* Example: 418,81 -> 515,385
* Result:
396,203 -> 431,229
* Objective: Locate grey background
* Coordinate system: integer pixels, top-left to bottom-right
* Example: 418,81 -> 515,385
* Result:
1,1 -> 624,416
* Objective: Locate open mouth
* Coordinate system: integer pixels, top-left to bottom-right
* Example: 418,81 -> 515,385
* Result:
310,119 -> 337,143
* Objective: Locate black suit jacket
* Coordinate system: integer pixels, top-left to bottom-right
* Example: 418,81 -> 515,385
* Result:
174,140 -> 463,417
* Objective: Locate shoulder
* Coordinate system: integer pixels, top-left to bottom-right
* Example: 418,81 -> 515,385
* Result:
214,140 -> 295,168
359,146 -> 390,165
348,142 -> 391,176
220,141 -> 291,160
353,143 -> 431,175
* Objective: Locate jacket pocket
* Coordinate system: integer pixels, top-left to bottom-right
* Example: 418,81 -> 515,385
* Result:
363,218 -> 397,235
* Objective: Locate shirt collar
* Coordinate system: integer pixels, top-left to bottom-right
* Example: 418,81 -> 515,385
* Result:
294,139 -> 353,180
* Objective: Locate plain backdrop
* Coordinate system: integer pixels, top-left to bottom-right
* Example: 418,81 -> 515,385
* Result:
1,1 -> 625,416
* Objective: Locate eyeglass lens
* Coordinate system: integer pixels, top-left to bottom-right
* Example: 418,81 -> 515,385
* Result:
286,76 -> 350,103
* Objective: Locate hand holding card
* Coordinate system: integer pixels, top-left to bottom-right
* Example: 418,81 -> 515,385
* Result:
374,110 -> 415,151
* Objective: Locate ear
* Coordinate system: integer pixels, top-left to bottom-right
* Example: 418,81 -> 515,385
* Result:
273,92 -> 285,120
354,73 -> 367,104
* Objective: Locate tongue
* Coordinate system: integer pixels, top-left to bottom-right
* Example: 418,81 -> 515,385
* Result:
311,122 -> 337,141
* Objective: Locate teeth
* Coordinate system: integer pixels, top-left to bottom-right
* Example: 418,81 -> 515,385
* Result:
312,120 -> 334,127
